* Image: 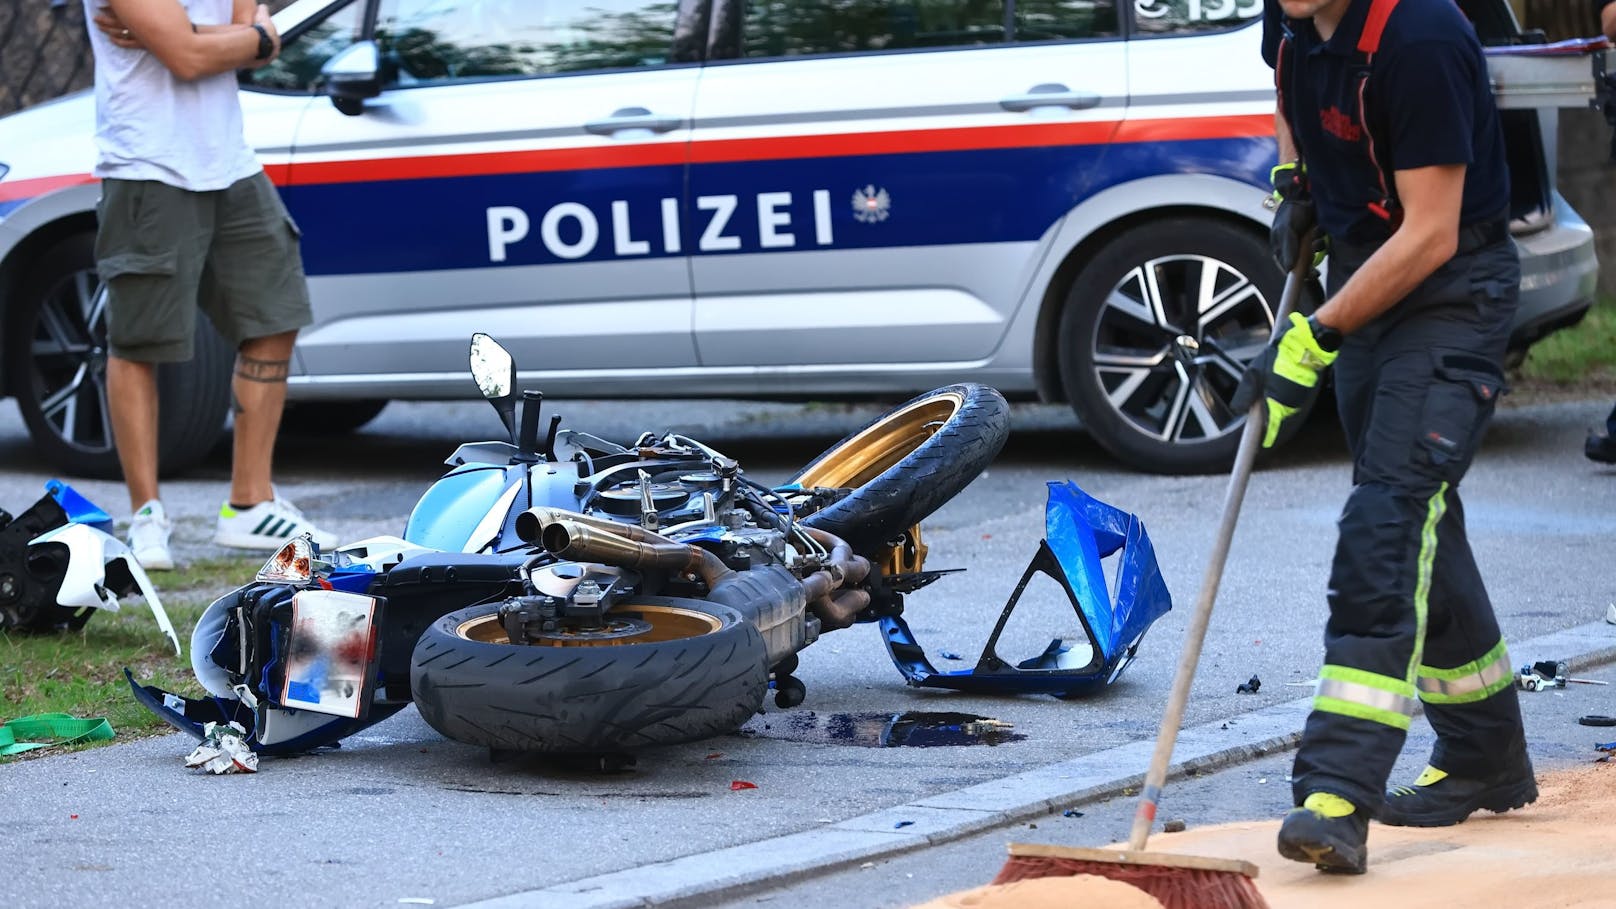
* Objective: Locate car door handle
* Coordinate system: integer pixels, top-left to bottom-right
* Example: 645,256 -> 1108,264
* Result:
584,107 -> 684,136
999,84 -> 1102,112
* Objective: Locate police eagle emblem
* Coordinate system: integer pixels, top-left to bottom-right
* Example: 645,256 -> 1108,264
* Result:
852,185 -> 891,223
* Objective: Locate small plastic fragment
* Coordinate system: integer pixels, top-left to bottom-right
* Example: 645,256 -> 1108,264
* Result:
939,651 -> 964,661
1236,675 -> 1261,694
1062,809 -> 1084,818
894,820 -> 915,829
730,780 -> 758,791
705,753 -> 723,760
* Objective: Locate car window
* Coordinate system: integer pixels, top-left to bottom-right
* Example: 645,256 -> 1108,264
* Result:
742,0 -> 1010,57
373,0 -> 680,84
246,0 -> 364,92
1132,0 -> 1261,36
1013,0 -> 1119,40
741,0 -> 1119,59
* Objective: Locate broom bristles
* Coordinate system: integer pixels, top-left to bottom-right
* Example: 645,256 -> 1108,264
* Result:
994,851 -> 1269,909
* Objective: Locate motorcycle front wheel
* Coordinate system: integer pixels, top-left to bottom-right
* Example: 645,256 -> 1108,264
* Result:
791,384 -> 1010,556
409,597 -> 768,753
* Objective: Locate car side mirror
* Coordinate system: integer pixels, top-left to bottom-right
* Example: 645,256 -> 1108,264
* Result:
469,333 -> 519,442
321,40 -> 382,116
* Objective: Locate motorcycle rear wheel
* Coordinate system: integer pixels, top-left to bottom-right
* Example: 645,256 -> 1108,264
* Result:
410,597 -> 767,752
792,384 -> 1009,556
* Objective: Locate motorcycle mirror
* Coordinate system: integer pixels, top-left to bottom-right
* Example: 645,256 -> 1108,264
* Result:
469,333 -> 518,441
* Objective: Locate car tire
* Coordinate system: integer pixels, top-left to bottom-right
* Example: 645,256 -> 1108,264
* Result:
789,384 -> 1009,557
1058,217 -> 1315,475
410,596 -> 768,753
5,232 -> 232,479
281,399 -> 389,435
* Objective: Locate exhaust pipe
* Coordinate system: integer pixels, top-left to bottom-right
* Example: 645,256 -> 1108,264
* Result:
516,506 -> 669,546
799,527 -> 872,631
540,519 -> 732,588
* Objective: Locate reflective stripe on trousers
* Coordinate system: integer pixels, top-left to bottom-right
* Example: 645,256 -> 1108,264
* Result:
1418,638 -> 1514,704
1315,665 -> 1417,730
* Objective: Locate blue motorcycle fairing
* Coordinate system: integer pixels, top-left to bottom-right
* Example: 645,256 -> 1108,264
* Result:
44,479 -> 114,535
404,462 -> 517,551
880,481 -> 1172,697
125,669 -> 407,754
1044,480 -> 1172,666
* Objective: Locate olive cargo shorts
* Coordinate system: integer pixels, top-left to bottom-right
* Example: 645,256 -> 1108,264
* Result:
96,172 -> 313,363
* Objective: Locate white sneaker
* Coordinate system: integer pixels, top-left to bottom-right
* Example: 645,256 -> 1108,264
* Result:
127,499 -> 175,571
214,496 -> 337,551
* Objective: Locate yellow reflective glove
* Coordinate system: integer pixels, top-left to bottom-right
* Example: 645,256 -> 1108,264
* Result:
1232,312 -> 1339,448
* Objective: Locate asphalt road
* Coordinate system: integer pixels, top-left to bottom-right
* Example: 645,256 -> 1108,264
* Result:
1,391 -> 1612,907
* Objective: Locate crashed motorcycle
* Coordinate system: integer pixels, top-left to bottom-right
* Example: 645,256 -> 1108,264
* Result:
131,334 -> 1171,757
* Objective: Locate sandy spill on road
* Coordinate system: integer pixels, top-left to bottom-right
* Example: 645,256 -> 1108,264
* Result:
915,763 -> 1616,908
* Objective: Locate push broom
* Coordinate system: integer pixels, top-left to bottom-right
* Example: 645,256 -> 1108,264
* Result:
992,237 -> 1321,909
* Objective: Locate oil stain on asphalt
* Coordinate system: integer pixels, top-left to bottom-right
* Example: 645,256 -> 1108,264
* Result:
739,712 -> 1026,747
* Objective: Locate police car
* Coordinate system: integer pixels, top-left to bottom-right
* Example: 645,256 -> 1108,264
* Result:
0,0 -> 1601,476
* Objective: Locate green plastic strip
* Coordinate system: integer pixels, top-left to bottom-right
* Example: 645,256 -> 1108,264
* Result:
0,713 -> 115,756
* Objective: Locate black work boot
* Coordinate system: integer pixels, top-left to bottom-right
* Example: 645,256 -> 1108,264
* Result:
1276,792 -> 1368,874
1588,429 -> 1616,465
1379,758 -> 1537,827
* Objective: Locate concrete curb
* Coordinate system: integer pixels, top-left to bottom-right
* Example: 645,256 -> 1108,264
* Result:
461,619 -> 1616,909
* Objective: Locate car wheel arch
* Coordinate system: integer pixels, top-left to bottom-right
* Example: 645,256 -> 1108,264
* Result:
0,209 -> 99,398
1023,175 -> 1276,404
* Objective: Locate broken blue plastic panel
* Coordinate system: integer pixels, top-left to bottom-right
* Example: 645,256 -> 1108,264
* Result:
881,480 -> 1173,698
45,479 -> 114,535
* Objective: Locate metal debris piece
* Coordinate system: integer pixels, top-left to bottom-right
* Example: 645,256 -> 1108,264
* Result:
961,718 -> 1014,737
184,721 -> 258,774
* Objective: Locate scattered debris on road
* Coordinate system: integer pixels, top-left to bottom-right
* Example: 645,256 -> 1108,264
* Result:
729,780 -> 757,791
1236,675 -> 1261,694
184,722 -> 257,774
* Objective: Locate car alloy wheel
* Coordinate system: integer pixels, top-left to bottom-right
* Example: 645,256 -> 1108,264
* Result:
1090,252 -> 1273,446
26,265 -> 115,461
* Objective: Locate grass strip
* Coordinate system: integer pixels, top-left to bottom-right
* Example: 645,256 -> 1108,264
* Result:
1515,295 -> 1616,385
1,556 -> 259,761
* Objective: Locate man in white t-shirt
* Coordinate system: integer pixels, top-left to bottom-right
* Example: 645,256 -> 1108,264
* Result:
86,0 -> 334,568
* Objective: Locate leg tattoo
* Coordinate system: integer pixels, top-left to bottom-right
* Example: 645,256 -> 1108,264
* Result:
236,354 -> 291,383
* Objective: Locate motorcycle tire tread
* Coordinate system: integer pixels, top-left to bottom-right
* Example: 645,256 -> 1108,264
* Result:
797,384 -> 1010,555
409,598 -> 769,753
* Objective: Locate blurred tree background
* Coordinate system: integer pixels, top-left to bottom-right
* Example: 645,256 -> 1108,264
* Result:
1,0 -> 297,115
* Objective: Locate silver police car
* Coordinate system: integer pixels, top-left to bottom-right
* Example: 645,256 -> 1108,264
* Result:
0,0 -> 1600,475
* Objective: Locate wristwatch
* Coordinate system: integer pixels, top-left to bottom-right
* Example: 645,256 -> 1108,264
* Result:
1307,314 -> 1343,353
252,23 -> 273,60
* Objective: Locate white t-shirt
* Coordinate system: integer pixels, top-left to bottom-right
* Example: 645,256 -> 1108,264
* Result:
84,0 -> 261,191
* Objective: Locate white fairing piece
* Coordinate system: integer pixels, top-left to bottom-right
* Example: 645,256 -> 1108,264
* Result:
336,535 -> 439,570
190,592 -> 239,698
256,703 -> 350,748
28,523 -> 180,655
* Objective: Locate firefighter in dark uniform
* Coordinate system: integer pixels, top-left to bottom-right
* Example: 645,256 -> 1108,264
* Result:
1242,0 -> 1535,875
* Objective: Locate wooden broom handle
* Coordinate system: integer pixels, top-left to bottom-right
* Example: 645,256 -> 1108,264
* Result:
1126,240 -> 1313,852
